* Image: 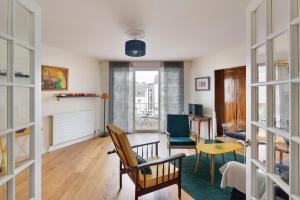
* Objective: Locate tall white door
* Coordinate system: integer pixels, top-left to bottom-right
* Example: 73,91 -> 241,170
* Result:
0,0 -> 41,199
246,0 -> 300,199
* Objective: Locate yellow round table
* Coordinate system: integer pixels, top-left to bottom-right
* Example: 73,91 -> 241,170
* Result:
195,143 -> 243,185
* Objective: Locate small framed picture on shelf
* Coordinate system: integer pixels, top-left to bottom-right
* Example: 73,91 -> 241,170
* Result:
195,77 -> 210,91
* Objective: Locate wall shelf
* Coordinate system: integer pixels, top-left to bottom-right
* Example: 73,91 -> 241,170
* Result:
56,95 -> 99,101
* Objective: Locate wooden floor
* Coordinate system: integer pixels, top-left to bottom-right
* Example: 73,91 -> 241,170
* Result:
0,133 -> 244,200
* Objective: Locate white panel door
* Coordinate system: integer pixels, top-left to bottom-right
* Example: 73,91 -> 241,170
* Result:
246,0 -> 300,199
0,0 -> 41,199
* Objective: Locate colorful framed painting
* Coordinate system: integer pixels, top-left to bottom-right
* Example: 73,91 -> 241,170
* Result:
195,77 -> 210,91
42,65 -> 69,91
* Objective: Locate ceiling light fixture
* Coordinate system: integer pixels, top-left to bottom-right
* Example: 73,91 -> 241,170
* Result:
125,29 -> 146,57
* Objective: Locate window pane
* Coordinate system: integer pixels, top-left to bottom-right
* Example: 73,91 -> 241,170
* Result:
273,84 -> 289,131
252,165 -> 266,199
15,127 -> 30,165
255,127 -> 267,165
15,87 -> 31,126
0,86 -> 8,130
257,86 -> 267,124
15,3 -> 31,44
256,2 -> 266,43
0,0 -> 9,34
0,135 -> 8,177
273,185 -> 289,199
273,33 -> 289,81
15,45 -> 31,84
0,183 -> 7,200
256,45 -> 266,82
273,135 -> 289,185
15,168 -> 30,200
0,38 -> 8,82
272,0 -> 289,33
298,26 -> 300,77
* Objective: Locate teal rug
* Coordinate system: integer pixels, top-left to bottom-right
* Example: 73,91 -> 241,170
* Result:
180,153 -> 244,200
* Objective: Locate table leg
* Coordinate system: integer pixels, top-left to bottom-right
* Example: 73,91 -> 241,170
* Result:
211,154 -> 215,185
208,118 -> 211,140
233,151 -> 237,161
198,121 -> 201,143
195,151 -> 201,173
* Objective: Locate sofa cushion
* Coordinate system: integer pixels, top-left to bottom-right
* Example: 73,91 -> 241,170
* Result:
170,137 -> 195,146
225,131 -> 246,140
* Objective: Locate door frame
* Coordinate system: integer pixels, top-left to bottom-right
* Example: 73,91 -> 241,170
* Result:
246,0 -> 300,199
133,67 -> 161,133
0,0 -> 41,199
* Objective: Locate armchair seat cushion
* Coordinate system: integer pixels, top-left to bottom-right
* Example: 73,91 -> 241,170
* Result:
139,162 -> 179,188
170,137 -> 195,146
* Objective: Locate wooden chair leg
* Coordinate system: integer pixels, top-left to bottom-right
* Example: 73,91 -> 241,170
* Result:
178,182 -> 181,199
169,146 -> 171,156
119,161 -> 122,189
195,151 -> 201,172
233,151 -> 237,161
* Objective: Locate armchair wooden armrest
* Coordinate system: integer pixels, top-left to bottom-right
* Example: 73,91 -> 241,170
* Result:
131,141 -> 160,149
108,140 -> 160,156
164,131 -> 171,136
137,153 -> 186,169
121,153 -> 186,174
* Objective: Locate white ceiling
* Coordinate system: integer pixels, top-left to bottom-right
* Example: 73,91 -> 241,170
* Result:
39,0 -> 249,61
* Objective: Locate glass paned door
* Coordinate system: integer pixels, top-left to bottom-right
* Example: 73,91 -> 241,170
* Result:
134,70 -> 160,131
0,0 -> 41,199
247,0 -> 300,199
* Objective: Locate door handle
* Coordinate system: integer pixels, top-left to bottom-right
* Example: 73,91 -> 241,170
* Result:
245,139 -> 251,147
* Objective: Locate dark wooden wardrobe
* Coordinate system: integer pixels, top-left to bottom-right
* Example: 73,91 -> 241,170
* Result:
215,66 -> 246,135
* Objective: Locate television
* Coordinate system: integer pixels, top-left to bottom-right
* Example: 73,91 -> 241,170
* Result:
188,104 -> 203,117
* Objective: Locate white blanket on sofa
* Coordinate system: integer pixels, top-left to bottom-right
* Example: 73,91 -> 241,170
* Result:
219,161 -> 266,198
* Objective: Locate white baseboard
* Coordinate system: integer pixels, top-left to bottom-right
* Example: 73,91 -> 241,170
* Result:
49,134 -> 95,152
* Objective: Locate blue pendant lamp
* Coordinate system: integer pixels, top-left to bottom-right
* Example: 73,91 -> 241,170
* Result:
125,29 -> 146,57
125,39 -> 146,57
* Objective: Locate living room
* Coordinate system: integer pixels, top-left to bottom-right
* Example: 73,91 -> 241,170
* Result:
0,0 -> 299,200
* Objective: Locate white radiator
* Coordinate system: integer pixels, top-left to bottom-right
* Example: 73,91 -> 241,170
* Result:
51,110 -> 95,149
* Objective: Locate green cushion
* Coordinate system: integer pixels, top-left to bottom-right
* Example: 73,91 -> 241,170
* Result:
167,114 -> 190,137
170,137 -> 195,146
134,152 -> 152,174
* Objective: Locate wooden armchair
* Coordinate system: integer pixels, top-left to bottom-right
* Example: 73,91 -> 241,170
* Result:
107,124 -> 186,200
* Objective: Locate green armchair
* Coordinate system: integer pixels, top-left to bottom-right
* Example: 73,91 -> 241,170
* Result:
165,114 -> 197,155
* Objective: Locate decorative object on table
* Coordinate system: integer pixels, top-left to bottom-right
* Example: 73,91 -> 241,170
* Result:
107,124 -> 186,200
195,76 -> 210,91
100,93 -> 109,136
125,29 -> 146,57
166,114 -> 197,156
56,93 -> 98,100
42,65 -> 68,91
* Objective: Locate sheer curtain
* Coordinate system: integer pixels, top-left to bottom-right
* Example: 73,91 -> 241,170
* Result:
160,62 -> 184,131
108,62 -> 134,132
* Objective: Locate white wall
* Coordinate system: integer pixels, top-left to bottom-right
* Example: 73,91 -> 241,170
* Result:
41,46 -> 102,153
188,44 -> 246,138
